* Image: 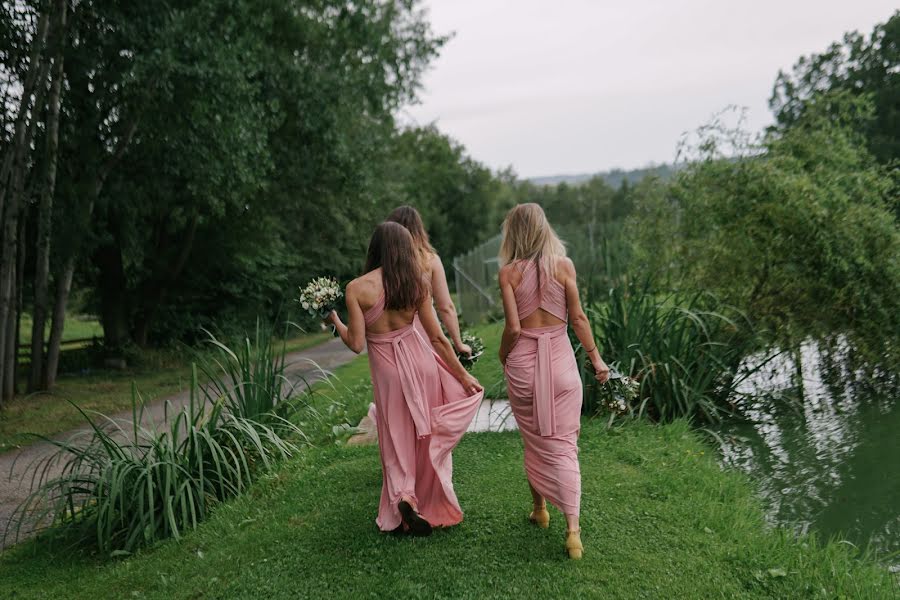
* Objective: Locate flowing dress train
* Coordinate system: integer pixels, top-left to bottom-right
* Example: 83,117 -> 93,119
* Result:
364,293 -> 482,530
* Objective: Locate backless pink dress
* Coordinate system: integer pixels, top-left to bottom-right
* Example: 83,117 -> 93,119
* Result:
504,260 -> 583,516
363,293 -> 483,531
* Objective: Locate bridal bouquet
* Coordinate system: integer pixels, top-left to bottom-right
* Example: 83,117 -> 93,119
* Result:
598,369 -> 640,415
299,277 -> 343,319
457,331 -> 485,372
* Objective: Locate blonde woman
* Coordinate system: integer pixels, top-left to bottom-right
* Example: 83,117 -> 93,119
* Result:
386,206 -> 472,356
498,203 -> 610,559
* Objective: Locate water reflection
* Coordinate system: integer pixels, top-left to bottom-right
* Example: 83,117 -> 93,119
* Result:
717,338 -> 900,568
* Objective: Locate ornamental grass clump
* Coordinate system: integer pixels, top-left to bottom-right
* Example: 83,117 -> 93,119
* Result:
10,353 -> 302,555
583,284 -> 771,424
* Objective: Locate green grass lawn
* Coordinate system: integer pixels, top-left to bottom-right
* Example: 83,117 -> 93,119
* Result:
1,418 -> 893,599
17,313 -> 104,345
0,332 -> 332,452
0,323 -> 894,598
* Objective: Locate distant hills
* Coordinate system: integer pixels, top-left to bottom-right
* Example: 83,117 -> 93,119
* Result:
528,164 -> 674,187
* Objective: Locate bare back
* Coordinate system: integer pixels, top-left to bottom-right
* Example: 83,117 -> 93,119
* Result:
352,269 -> 418,334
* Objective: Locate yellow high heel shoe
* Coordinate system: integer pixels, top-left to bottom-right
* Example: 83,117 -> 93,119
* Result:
565,529 -> 583,560
528,503 -> 550,528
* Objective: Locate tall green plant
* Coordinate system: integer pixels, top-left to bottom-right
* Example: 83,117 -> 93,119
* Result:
10,361 -> 301,555
194,321 -> 295,425
582,285 -> 770,423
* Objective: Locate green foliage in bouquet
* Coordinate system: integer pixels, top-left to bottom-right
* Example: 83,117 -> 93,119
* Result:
457,331 -> 485,372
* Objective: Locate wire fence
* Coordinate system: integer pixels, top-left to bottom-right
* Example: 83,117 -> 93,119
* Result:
452,234 -> 502,324
451,222 -> 629,324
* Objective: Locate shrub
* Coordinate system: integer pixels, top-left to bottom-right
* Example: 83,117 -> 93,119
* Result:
194,321 -> 297,425
9,353 -> 302,555
581,284 -> 771,424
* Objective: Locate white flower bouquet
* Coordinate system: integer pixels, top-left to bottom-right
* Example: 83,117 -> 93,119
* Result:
599,368 -> 640,415
298,276 -> 343,319
457,331 -> 485,372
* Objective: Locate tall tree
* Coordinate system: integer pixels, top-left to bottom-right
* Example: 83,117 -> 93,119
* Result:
770,10 -> 900,165
28,0 -> 67,391
0,0 -> 54,402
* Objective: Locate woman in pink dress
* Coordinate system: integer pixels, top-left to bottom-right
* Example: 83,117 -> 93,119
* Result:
386,206 -> 472,356
497,203 -> 610,559
327,222 -> 483,536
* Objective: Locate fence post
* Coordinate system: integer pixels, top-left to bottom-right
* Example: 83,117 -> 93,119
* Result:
453,256 -> 464,319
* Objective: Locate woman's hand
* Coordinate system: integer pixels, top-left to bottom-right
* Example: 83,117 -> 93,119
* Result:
460,373 -> 483,396
455,341 -> 473,356
324,310 -> 339,325
592,356 -> 610,384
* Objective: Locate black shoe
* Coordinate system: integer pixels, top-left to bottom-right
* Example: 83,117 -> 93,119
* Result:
398,500 -> 432,537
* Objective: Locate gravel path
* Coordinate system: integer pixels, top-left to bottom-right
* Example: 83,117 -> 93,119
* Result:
0,337 -> 359,550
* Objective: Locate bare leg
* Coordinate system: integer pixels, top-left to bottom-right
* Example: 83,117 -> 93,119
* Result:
565,513 -> 580,532
529,481 -> 545,509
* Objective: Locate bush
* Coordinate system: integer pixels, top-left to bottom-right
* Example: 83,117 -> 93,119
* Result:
9,344 -> 303,555
194,321 -> 297,426
582,285 -> 770,424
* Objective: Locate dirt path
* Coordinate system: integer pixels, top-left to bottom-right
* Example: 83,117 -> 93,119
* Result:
0,337 -> 359,550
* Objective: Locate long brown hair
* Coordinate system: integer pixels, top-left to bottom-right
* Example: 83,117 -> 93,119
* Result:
364,222 -> 429,311
386,205 -> 435,270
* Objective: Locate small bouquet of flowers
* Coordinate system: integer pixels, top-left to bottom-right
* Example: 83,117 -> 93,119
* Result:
598,368 -> 640,415
457,331 -> 485,372
298,276 -> 343,319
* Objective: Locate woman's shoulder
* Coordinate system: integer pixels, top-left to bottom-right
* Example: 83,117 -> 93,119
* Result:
347,272 -> 380,301
498,262 -> 523,285
554,256 -> 575,273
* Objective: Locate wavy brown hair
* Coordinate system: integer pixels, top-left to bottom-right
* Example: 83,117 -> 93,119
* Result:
365,222 -> 429,311
386,205 -> 435,270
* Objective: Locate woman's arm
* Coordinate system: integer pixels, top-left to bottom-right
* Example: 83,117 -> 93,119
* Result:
327,282 -> 366,354
498,266 -> 521,365
418,293 -> 483,395
561,258 -> 609,382
430,255 -> 471,354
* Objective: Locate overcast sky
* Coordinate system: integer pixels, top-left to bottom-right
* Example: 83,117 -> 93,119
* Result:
402,1 -> 896,178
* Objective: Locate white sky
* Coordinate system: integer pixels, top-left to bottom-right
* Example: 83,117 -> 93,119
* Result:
402,1 -> 896,178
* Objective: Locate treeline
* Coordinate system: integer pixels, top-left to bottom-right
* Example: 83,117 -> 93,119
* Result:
0,0 -> 519,403
2,3 -> 897,405
551,12 -> 900,359
644,11 -> 899,353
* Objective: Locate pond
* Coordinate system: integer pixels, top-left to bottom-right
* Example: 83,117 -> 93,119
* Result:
716,339 -> 899,571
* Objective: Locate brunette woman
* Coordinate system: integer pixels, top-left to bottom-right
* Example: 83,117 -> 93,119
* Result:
385,206 -> 471,356
327,222 -> 483,535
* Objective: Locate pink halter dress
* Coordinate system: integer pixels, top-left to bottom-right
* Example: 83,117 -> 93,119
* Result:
363,292 -> 483,531
504,260 -> 583,516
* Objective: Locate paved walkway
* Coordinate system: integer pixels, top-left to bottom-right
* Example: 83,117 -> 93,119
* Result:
347,399 -> 517,446
0,337 -> 359,549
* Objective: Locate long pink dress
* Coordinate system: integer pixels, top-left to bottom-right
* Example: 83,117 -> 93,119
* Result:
504,260 -> 583,516
363,293 -> 483,531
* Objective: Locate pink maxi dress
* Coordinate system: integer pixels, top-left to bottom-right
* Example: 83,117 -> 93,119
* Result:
363,293 -> 483,531
504,260 -> 583,516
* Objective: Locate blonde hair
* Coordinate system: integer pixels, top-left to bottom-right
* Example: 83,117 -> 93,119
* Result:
499,203 -> 566,276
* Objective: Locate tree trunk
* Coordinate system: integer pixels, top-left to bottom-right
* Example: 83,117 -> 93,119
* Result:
0,7 -> 51,216
96,239 -> 129,351
44,257 -> 74,389
0,3 -> 54,403
133,214 -> 199,346
29,0 -> 67,392
3,221 -> 26,401
42,117 -> 140,387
